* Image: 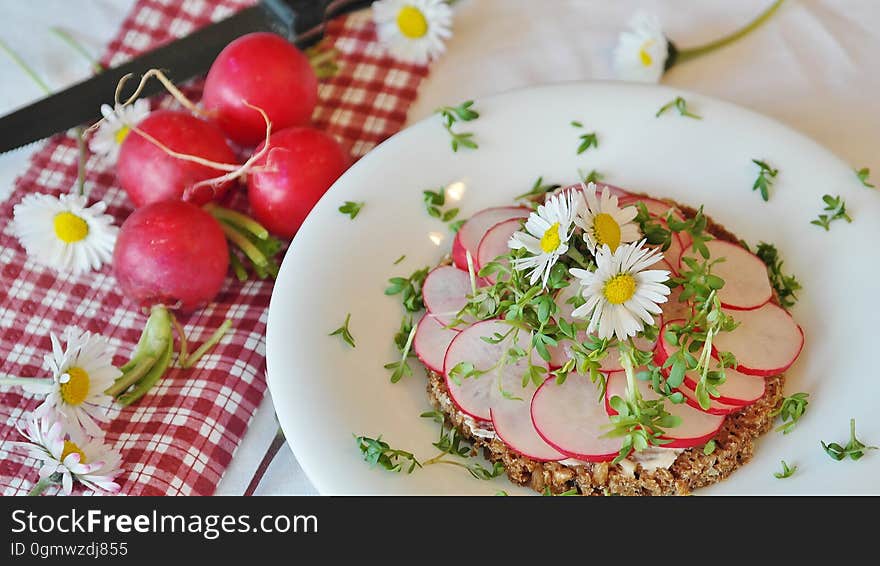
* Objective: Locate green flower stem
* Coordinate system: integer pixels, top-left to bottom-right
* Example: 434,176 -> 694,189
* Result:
28,477 -> 55,496
219,223 -> 268,267
104,355 -> 156,397
74,127 -> 87,196
0,376 -> 52,388
49,27 -> 104,73
675,0 -> 785,65
0,38 -> 51,94
619,345 -> 641,405
183,320 -> 232,368
206,204 -> 269,240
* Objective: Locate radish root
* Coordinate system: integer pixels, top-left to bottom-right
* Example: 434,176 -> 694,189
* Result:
115,68 -> 204,117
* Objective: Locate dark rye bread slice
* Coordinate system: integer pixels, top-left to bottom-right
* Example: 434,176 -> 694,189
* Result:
422,199 -> 787,496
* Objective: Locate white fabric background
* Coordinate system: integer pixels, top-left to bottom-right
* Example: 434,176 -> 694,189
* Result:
1,0 -> 877,495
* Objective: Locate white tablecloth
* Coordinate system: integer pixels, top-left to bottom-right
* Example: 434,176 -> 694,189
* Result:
2,0 -> 878,495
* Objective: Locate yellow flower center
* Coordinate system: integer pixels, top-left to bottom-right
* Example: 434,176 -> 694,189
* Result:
593,213 -> 622,251
397,5 -> 429,38
61,440 -> 87,464
604,274 -> 637,305
114,124 -> 131,145
639,40 -> 655,67
53,212 -> 89,243
540,222 -> 562,253
60,366 -> 90,406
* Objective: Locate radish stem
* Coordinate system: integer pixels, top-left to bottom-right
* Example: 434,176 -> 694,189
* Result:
220,223 -> 268,267
229,252 -> 248,282
170,314 -> 189,367
104,355 -> 155,397
206,204 -> 269,240
117,338 -> 173,406
115,69 -> 204,117
183,320 -> 232,368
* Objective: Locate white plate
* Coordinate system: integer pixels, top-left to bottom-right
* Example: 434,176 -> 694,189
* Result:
266,82 -> 880,495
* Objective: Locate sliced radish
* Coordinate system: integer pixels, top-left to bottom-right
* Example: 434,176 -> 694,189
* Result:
443,319 -> 544,422
531,373 -> 621,462
452,206 -> 530,270
662,227 -> 684,273
680,239 -> 772,310
476,217 -> 523,283
561,181 -> 634,201
681,367 -> 765,406
712,303 -> 804,377
605,373 -> 725,448
654,318 -> 765,406
491,386 -> 565,462
413,314 -> 460,374
620,195 -> 679,219
662,289 -> 693,323
675,382 -> 740,415
422,265 -> 472,326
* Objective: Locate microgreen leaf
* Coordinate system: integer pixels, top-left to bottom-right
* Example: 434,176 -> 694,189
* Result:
656,96 -> 701,119
749,242 -> 801,308
338,200 -> 364,219
385,266 -> 429,312
821,418 -> 877,461
773,460 -> 797,479
771,392 -> 809,434
393,254 -> 406,265
355,435 -> 421,473
329,313 -> 356,348
855,167 -> 874,188
580,169 -> 605,184
436,100 -> 479,152
751,159 -> 778,202
515,176 -> 561,200
703,440 -> 716,455
810,194 -> 852,231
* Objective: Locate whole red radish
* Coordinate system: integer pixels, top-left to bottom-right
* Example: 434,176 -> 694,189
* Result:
117,110 -> 238,208
114,200 -> 229,312
202,32 -> 318,146
248,127 -> 349,238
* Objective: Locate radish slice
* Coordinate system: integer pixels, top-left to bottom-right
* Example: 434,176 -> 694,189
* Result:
605,373 -> 725,448
443,319 -> 545,422
712,303 -> 804,377
491,386 -> 565,462
675,382 -> 740,415
681,367 -> 765,406
663,228 -> 684,273
531,373 -> 621,462
476,218 -> 523,283
452,207 -> 531,270
680,239 -> 772,310
620,195 -> 680,219
654,319 -> 765,406
662,289 -> 693,323
561,181 -> 634,201
413,314 -> 460,374
422,265 -> 472,326
554,283 -> 582,323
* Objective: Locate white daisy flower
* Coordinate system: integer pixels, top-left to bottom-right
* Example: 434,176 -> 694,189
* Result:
12,193 -> 118,275
373,0 -> 453,64
34,328 -> 120,436
11,414 -> 122,495
575,182 -> 641,255
613,13 -> 669,83
570,240 -> 671,341
88,99 -> 150,163
508,190 -> 578,289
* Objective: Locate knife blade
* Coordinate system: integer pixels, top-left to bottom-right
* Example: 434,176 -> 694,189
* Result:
0,0 -> 373,154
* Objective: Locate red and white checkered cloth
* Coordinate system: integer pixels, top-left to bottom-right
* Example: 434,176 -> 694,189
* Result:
0,0 -> 428,495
